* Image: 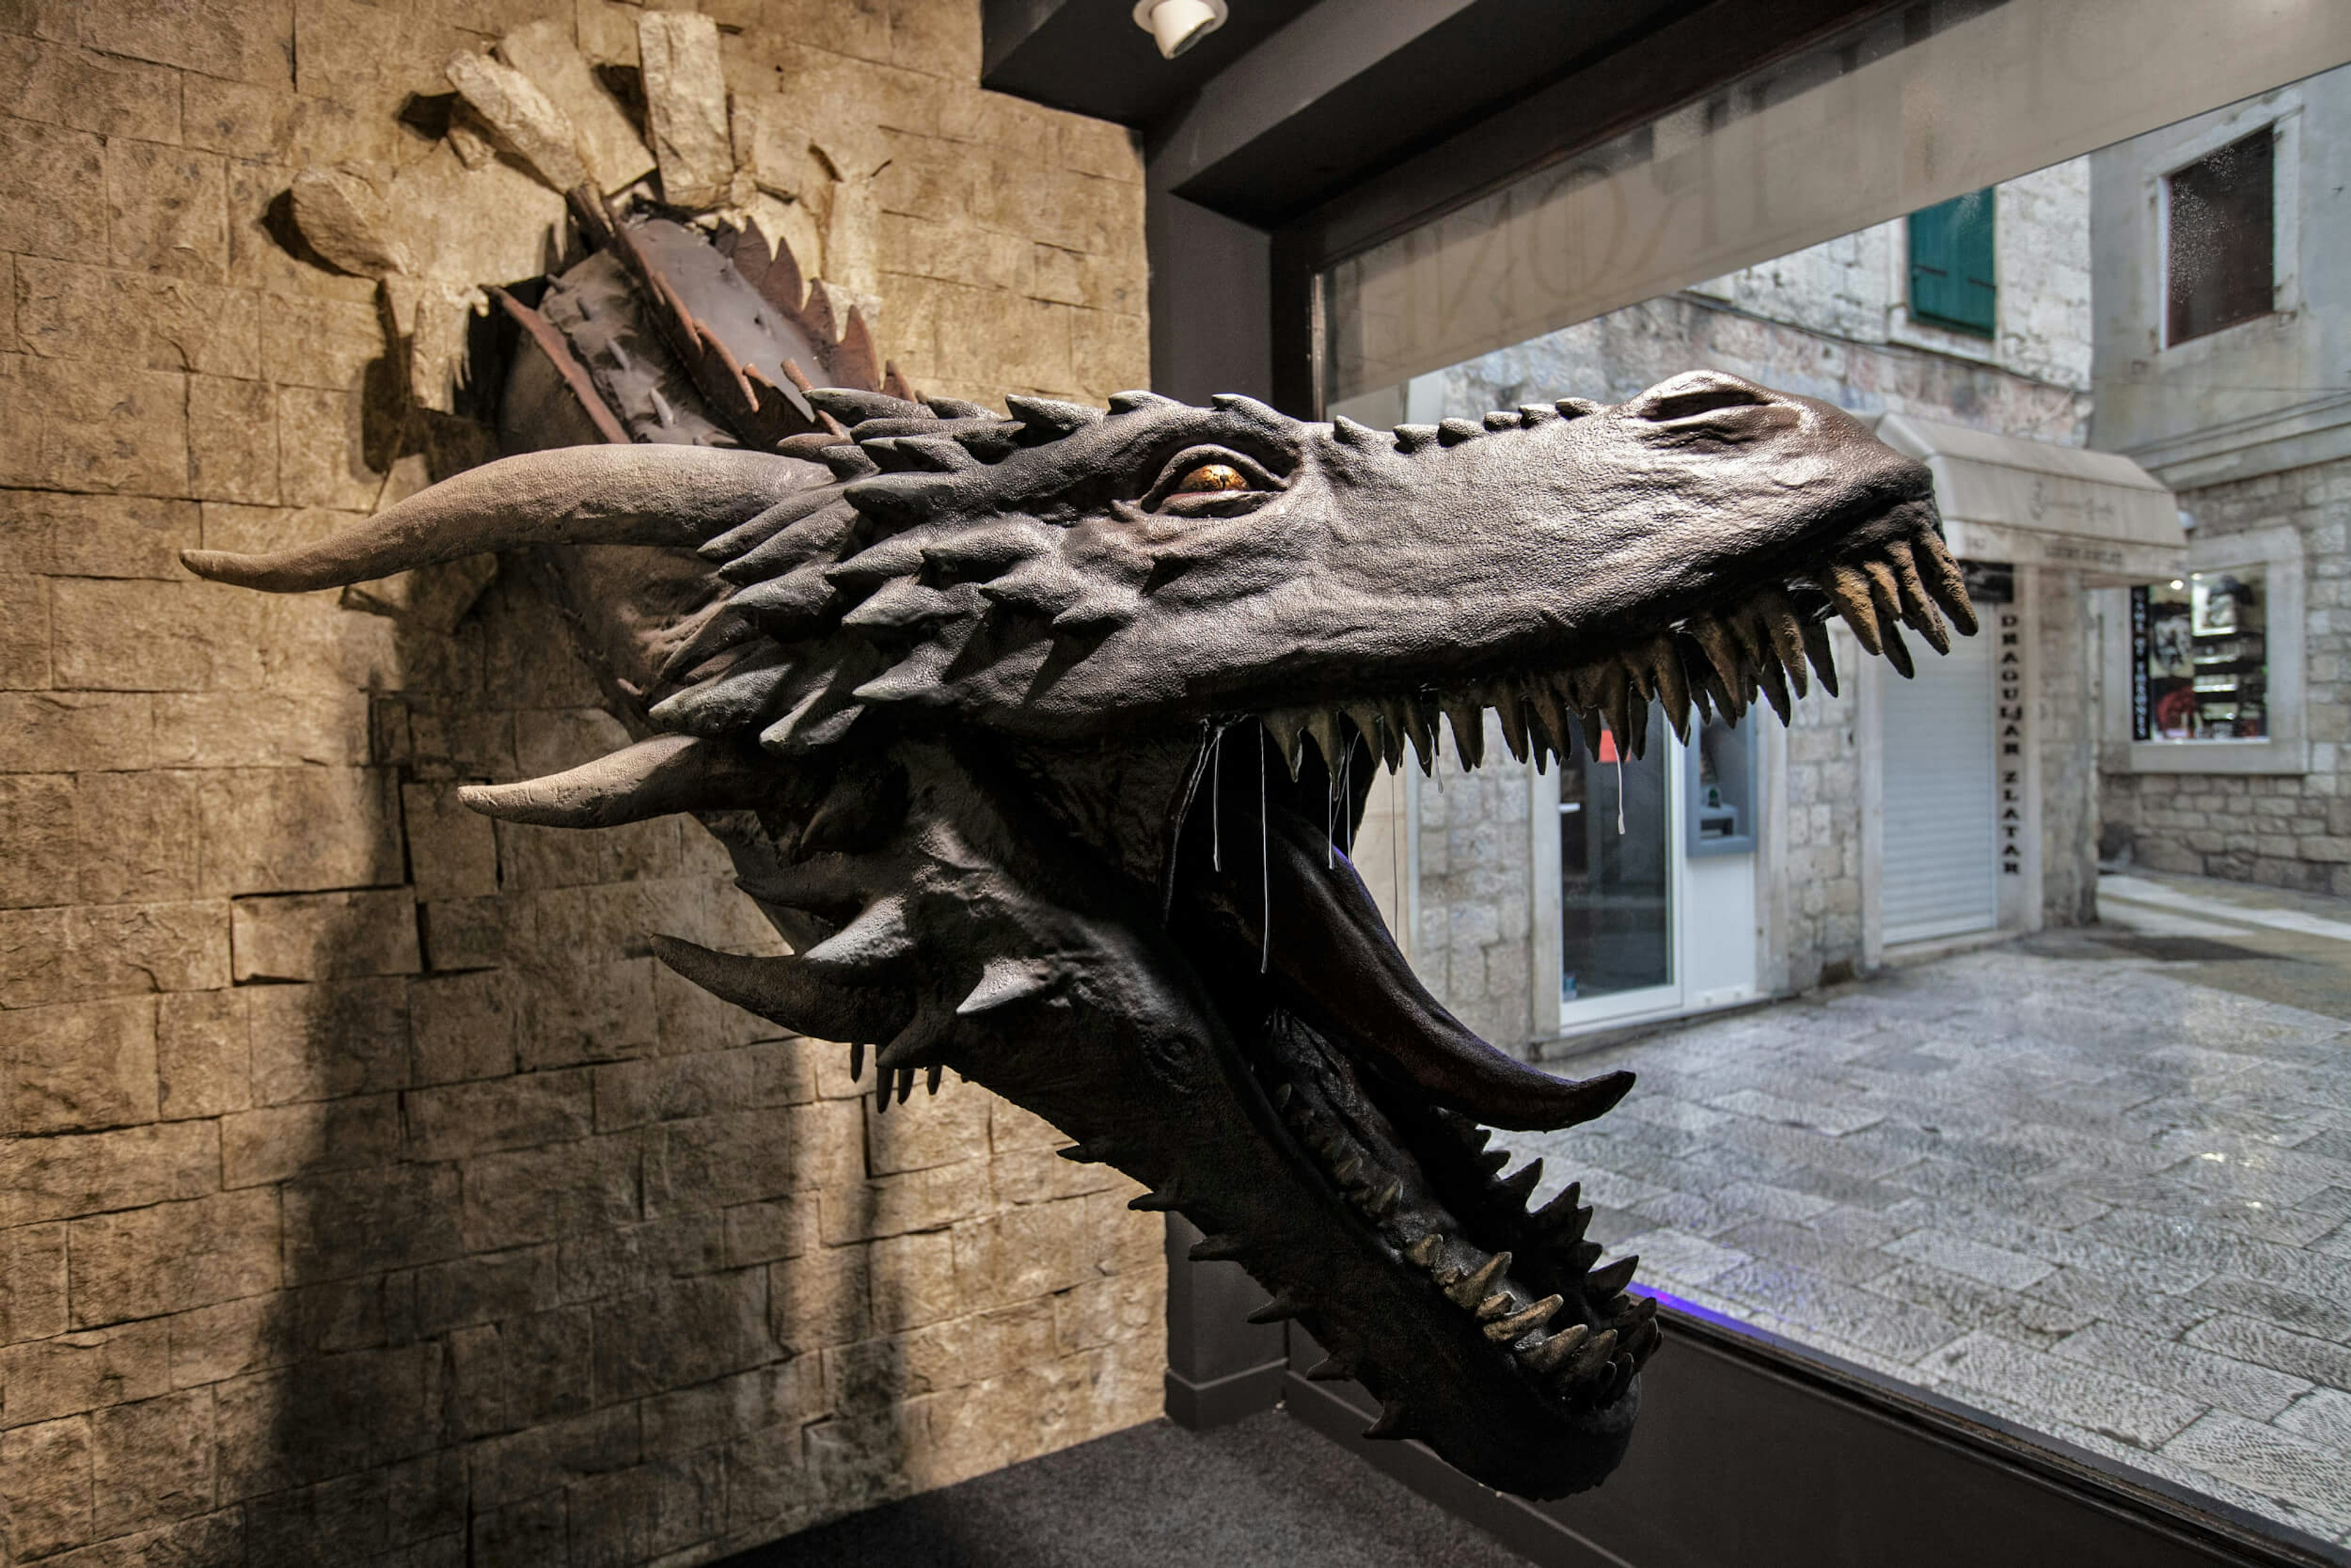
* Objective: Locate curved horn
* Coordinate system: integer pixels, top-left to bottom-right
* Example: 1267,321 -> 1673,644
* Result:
648,936 -> 911,1043
181,446 -> 816,593
456,734 -> 776,828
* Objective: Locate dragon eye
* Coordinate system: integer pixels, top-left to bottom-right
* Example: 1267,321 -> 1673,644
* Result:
1170,463 -> 1251,494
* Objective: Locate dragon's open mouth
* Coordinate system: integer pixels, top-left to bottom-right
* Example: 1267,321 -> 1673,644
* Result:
1160,500 -> 1972,1492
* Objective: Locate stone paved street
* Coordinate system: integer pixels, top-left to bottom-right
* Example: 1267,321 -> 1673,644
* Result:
1505,871 -> 2351,1548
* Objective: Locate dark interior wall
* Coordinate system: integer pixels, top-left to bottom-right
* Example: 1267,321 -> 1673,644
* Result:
1146,191 -> 1273,403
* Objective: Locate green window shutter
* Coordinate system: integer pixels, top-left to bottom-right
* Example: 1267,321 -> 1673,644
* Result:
1908,189 -> 1997,338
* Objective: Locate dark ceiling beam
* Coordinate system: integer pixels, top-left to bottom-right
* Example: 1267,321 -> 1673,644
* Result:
980,0 -> 1323,130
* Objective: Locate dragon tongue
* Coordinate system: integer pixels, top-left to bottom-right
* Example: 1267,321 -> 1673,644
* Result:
1256,806 -> 1632,1133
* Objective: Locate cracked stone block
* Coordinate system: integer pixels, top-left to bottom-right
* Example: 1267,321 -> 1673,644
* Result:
637,12 -> 730,210
497,20 -> 654,195
443,50 -> 591,194
288,167 -> 407,279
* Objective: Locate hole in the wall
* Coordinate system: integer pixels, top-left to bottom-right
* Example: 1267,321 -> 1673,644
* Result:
593,63 -> 648,139
398,90 -> 460,144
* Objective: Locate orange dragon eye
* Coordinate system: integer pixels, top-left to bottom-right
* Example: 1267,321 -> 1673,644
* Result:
1170,463 -> 1250,494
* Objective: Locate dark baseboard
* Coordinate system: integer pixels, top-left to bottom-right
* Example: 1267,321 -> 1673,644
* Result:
1163,1356 -> 1289,1431
1275,1309 -> 2350,1568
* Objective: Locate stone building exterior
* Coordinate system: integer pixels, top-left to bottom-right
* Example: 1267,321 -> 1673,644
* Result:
1347,158 -> 2115,1053
2091,67 -> 2351,893
0,3 -> 1158,1565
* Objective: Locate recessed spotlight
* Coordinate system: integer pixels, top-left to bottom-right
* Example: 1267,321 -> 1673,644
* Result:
1133,0 -> 1228,59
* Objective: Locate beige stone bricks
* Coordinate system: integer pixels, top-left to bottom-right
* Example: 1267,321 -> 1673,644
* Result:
0,0 -> 1158,1558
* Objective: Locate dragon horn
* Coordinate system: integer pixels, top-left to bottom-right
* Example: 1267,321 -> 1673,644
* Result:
457,735 -> 775,829
648,936 -> 908,1043
179,446 -> 813,593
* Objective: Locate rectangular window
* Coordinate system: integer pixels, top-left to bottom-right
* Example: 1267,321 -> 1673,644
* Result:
2165,127 -> 2274,343
1907,188 -> 1997,337
2131,570 -> 2268,740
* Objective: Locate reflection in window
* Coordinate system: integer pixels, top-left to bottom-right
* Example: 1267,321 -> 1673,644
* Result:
1559,707 -> 1670,1003
2165,128 -> 2274,343
2131,572 -> 2268,740
1908,187 -> 1998,337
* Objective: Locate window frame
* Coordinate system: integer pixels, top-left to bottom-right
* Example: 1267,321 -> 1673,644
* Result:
2099,522 -> 2307,776
2153,97 -> 2300,352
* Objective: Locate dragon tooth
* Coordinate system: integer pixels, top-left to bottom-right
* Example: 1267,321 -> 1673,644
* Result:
1912,527 -> 1979,636
1648,638 -> 1693,741
1436,417 -> 1482,445
1755,653 -> 1793,724
1262,708 -> 1311,780
1883,538 -> 1951,653
1880,618 -> 1917,680
1442,696 -> 1487,770
1127,1185 -> 1183,1212
1305,707 -> 1346,775
1476,1292 -> 1514,1322
1444,1250 -> 1510,1309
1366,1176 -> 1402,1216
1685,618 -> 1746,703
1485,1294 -> 1564,1344
1622,687 -> 1652,759
1523,678 -> 1572,762
1270,1082 -> 1295,1112
1817,561 -> 1883,656
1624,1315 -> 1663,1364
1859,557 -> 1905,639
1492,684 -> 1531,763
1405,1234 -> 1442,1270
1187,1233 -> 1245,1261
1600,670 -> 1634,760
1799,613 -> 1841,697
1392,424 -> 1441,453
1522,1321 -> 1589,1374
1614,1294 -> 1660,1330
1584,1255 -> 1640,1297
1306,1352 -> 1358,1381
1362,1400 -> 1417,1441
1755,588 -> 1810,698
1341,700 -> 1384,759
848,1041 -> 864,1082
1566,1327 -> 1619,1381
1331,1149 -> 1364,1185
926,1062 -> 944,1096
1330,414 -> 1378,447
1057,1138 -> 1117,1164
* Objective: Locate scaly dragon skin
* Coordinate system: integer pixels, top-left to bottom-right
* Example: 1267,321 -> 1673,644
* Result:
184,206 -> 1973,1499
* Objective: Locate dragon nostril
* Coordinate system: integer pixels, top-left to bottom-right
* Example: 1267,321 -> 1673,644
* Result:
1634,373 -> 1771,423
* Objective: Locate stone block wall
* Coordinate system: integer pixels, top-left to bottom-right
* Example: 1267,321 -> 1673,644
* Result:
1780,631 -> 1866,991
1408,722 -> 1539,1053
0,2 -> 1158,1564
2104,456 -> 2351,893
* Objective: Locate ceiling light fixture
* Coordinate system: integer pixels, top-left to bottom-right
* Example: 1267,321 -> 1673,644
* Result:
1133,0 -> 1228,59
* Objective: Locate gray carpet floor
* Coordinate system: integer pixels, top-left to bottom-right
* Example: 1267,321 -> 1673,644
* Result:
718,1409 -> 1531,1568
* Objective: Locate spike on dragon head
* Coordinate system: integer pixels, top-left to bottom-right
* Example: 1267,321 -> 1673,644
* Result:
185,203 -> 1970,1499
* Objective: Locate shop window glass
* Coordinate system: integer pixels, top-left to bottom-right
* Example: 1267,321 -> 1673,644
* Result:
1324,53 -> 2351,1548
2165,128 -> 2274,343
2131,572 -> 2268,740
1908,189 -> 1998,337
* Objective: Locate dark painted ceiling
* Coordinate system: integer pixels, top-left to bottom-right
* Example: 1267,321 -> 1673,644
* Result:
984,0 -> 1905,233
981,0 -> 1322,129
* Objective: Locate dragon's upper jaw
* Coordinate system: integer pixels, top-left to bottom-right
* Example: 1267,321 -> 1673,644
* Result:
1132,426 -> 1972,1497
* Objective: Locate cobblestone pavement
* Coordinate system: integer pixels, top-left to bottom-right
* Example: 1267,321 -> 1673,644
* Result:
1506,871 -> 2351,1548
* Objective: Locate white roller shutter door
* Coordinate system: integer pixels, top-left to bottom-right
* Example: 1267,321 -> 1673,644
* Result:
1880,629 -> 1999,945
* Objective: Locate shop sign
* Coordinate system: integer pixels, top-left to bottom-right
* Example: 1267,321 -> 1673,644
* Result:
1998,604 -> 2025,877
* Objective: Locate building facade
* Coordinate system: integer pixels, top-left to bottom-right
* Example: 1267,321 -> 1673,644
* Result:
2091,66 -> 2351,892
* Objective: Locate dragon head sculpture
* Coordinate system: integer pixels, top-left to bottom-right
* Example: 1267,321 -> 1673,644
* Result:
185,209 -> 1970,1500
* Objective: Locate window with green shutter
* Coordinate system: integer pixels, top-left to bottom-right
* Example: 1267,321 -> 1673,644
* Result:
1908,189 -> 1997,338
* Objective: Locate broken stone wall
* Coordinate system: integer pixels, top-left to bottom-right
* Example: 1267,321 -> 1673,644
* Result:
0,2 -> 1157,1564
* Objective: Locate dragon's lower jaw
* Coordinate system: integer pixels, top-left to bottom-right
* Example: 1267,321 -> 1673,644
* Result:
1166,792 -> 1652,1498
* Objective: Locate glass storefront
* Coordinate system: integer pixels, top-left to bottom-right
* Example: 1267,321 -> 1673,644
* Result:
1321,28 -> 2351,1550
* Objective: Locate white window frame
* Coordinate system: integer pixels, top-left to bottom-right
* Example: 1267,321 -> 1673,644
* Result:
2098,522 -> 2306,776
